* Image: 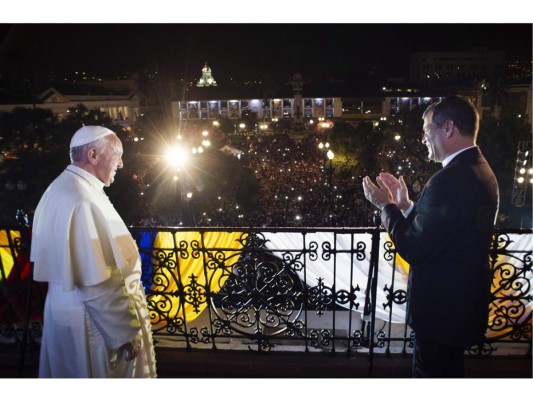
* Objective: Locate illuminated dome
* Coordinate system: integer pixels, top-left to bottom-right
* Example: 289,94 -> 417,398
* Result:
196,62 -> 217,87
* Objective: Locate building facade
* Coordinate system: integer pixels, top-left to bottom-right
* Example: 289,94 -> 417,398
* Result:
410,50 -> 506,87
0,83 -> 141,128
171,97 -> 343,122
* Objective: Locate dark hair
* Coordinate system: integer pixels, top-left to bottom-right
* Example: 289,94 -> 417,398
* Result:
423,95 -> 479,138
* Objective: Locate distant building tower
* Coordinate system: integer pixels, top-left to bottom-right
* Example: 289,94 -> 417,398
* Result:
196,62 -> 217,87
289,72 -> 304,125
288,73 -> 309,141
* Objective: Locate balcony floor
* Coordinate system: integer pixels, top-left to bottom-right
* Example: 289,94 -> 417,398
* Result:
2,339 -> 531,379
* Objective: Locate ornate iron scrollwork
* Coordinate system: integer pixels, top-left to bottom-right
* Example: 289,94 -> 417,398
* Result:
129,227 -> 531,357
383,284 -> 407,309
210,232 -> 306,350
308,277 -> 333,316
487,232 -> 532,344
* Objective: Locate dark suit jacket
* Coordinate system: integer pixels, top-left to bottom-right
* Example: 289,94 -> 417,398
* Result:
381,147 -> 499,347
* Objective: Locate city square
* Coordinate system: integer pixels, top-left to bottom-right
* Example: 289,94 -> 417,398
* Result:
0,9 -> 531,389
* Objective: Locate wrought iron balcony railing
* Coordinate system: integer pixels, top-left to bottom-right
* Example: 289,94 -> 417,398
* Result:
129,226 -> 532,358
1,225 -> 531,365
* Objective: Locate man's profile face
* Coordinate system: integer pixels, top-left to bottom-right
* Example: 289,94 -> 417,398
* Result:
94,136 -> 124,187
422,113 -> 446,163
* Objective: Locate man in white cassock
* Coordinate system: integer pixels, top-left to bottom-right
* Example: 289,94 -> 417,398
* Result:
30,125 -> 157,378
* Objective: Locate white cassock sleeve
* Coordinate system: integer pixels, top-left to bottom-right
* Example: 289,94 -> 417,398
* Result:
77,268 -> 141,349
67,201 -> 115,288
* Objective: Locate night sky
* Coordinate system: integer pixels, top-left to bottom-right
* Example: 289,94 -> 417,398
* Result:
0,23 -> 531,83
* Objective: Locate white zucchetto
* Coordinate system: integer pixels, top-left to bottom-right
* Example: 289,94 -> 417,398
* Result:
70,126 -> 115,148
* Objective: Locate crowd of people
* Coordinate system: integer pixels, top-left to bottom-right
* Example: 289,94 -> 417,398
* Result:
129,113 -> 441,229
192,133 -> 383,228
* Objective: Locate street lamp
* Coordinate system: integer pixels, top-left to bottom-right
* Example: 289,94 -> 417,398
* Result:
318,142 -> 331,172
327,149 -> 335,179
318,141 -> 330,151
165,146 -> 189,170
326,149 -> 335,223
164,146 -> 197,226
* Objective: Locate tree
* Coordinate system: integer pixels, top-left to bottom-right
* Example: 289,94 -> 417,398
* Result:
138,145 -> 260,226
0,104 -> 141,225
327,120 -> 369,168
329,120 -> 402,177
213,116 -> 235,136
0,107 -> 60,224
0,106 -> 57,152
482,75 -> 509,120
478,112 -> 532,227
59,104 -> 115,132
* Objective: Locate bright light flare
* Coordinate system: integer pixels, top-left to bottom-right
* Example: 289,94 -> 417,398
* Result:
165,147 -> 189,168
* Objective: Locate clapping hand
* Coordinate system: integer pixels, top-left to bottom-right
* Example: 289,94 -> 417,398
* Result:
362,175 -> 394,210
378,173 -> 412,212
362,173 -> 412,212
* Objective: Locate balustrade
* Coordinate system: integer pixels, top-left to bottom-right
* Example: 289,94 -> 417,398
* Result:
1,226 -> 531,363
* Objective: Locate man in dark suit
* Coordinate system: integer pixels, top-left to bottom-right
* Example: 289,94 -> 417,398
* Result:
362,95 -> 499,378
